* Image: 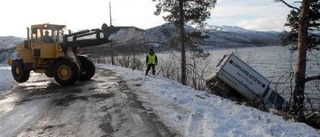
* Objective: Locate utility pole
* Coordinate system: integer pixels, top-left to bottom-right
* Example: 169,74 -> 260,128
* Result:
179,0 -> 187,85
109,1 -> 112,27
109,1 -> 115,65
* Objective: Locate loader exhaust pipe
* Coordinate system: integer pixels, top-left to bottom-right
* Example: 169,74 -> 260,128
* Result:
27,27 -> 30,40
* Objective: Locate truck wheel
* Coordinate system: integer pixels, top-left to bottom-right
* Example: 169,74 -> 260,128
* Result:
11,59 -> 30,83
53,58 -> 80,86
78,56 -> 95,80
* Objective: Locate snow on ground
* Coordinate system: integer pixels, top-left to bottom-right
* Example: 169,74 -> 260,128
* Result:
98,64 -> 320,137
0,63 -> 319,136
0,64 -> 16,95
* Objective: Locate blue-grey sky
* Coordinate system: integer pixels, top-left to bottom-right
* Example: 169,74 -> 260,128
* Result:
0,0 -> 298,37
209,0 -> 298,31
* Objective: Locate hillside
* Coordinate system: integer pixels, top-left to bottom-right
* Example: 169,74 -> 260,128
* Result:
0,36 -> 24,62
0,23 -> 281,62
198,25 -> 280,48
108,23 -> 281,50
0,36 -> 24,50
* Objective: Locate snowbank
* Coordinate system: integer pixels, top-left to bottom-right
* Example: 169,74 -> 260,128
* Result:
98,64 -> 319,137
0,64 -> 16,95
0,62 -> 319,136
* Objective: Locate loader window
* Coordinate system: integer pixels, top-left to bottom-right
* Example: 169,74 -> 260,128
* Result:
43,30 -> 53,43
31,28 -> 42,42
32,28 -> 37,34
52,30 -> 63,42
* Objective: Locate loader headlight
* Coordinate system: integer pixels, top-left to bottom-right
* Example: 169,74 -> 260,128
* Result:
58,45 -> 62,52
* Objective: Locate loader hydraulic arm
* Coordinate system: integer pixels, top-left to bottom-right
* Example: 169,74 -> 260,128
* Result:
61,28 -> 109,52
61,24 -> 135,52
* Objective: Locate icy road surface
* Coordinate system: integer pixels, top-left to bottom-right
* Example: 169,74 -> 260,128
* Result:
0,69 -> 175,137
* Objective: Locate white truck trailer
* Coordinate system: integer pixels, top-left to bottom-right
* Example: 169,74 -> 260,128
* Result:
206,53 -> 289,110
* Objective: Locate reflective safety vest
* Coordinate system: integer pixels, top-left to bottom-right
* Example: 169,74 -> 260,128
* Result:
147,54 -> 156,65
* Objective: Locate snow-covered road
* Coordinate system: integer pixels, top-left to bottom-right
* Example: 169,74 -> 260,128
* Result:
0,68 -> 175,137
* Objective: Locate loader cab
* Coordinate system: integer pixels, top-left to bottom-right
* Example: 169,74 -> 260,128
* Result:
29,24 -> 65,43
28,24 -> 66,58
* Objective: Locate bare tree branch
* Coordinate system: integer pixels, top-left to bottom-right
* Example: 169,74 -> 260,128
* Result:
309,23 -> 320,27
275,0 -> 301,11
305,74 -> 320,83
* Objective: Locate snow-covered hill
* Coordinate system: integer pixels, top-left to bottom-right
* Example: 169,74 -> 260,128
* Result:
0,36 -> 24,50
198,25 -> 280,48
109,23 -> 281,49
0,23 -> 281,62
0,24 -> 280,51
0,36 -> 23,62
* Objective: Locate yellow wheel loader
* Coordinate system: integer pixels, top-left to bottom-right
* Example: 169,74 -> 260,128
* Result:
7,23 -> 115,86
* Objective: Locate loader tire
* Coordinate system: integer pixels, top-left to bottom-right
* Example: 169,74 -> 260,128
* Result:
78,56 -> 95,81
11,59 -> 30,83
45,70 -> 53,78
53,58 -> 80,86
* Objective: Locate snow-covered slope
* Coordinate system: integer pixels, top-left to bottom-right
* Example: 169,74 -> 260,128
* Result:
0,60 -> 319,136
198,25 -> 280,48
0,36 -> 23,63
0,24 -> 280,51
98,64 -> 320,137
0,23 -> 281,62
0,36 -> 24,50
109,23 -> 280,49
109,27 -> 146,45
0,64 -> 16,94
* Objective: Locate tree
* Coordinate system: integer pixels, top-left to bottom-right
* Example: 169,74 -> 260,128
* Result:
280,0 -> 320,49
152,0 -> 216,85
277,0 -> 320,120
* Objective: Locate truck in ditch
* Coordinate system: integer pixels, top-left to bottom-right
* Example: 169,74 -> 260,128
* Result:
206,52 -> 289,111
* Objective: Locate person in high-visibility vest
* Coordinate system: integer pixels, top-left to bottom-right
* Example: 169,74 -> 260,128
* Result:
145,48 -> 158,75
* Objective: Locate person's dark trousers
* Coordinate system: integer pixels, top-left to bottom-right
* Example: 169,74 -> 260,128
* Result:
146,64 -> 156,75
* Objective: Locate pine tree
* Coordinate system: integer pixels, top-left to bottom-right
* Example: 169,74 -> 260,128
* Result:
277,0 -> 320,120
281,0 -> 320,49
152,0 -> 217,85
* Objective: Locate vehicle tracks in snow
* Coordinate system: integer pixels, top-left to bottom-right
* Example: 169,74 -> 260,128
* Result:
184,109 -> 209,137
0,68 -> 176,137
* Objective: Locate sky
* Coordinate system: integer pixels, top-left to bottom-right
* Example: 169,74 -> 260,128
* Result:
0,0 -> 299,37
